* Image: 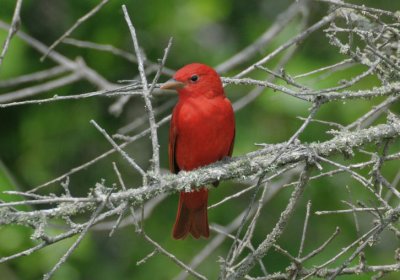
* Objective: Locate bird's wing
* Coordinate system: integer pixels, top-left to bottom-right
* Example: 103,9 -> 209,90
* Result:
169,111 -> 180,174
213,121 -> 235,188
228,127 -> 235,157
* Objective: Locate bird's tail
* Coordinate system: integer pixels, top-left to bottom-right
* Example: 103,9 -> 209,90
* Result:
172,188 -> 209,240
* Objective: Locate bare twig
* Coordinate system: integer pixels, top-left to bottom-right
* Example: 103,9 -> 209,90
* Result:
316,0 -> 399,18
0,73 -> 82,103
0,66 -> 68,88
122,5 -> 161,176
63,38 -> 175,76
0,0 -> 23,70
234,11 -> 337,78
142,233 -> 207,280
298,200 -> 312,258
28,115 -> 171,193
90,120 -> 146,177
43,188 -> 114,280
0,20 -> 113,89
216,0 -> 308,73
231,165 -> 313,279
41,0 -> 110,61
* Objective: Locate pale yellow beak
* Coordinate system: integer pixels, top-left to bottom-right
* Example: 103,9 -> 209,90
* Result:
160,79 -> 185,91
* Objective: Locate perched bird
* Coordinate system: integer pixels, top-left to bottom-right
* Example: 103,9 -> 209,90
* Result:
161,63 -> 235,239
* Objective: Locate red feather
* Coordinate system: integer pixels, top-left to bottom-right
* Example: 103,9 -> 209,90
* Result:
164,63 -> 235,239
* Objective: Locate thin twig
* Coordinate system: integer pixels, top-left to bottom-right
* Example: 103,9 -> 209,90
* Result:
317,0 -> 399,19
90,120 -> 146,177
293,59 -> 354,79
0,0 -> 23,70
142,233 -> 207,280
41,0 -> 110,61
0,73 -> 82,104
216,0 -> 306,73
43,188 -> 114,280
122,5 -> 161,177
300,226 -> 341,262
0,66 -> 68,88
234,11 -> 337,78
62,38 -> 175,76
230,165 -> 312,279
0,20 -> 113,89
298,200 -> 312,258
28,115 -> 171,193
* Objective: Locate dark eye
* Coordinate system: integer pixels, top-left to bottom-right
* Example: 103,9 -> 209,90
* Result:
190,75 -> 199,82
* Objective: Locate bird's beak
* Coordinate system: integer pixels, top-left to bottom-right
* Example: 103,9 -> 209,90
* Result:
160,79 -> 185,91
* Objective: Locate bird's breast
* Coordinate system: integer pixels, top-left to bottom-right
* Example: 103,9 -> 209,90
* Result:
174,96 -> 234,171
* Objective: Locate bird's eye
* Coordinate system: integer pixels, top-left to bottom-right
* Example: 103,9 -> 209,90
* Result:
190,75 -> 199,82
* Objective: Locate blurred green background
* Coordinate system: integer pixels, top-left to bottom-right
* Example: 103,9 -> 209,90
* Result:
1,0 -> 400,279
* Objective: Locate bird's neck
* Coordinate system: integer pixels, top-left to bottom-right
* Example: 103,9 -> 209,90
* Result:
177,89 -> 225,100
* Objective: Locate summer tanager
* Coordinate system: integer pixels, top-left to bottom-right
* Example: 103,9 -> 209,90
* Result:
161,63 -> 235,239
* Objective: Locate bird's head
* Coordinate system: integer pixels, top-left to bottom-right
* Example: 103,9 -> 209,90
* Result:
161,63 -> 224,98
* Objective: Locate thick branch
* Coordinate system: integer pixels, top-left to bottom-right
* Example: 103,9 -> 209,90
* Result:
1,116 -> 399,225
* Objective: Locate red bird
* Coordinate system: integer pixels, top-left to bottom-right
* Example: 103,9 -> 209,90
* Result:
161,63 -> 235,239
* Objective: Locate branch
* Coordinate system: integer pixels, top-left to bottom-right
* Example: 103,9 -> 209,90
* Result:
2,116 -> 399,225
0,0 -> 23,70
41,0 -> 110,61
229,165 -> 313,279
122,5 -> 161,177
0,20 -> 114,89
216,0 -> 308,73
